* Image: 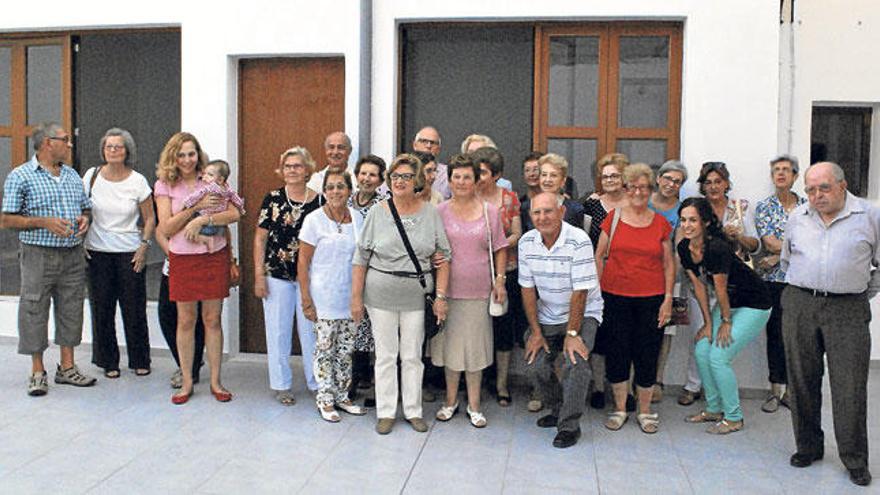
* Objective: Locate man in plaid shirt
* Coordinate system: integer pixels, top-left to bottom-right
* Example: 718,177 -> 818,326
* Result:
1,122 -> 96,396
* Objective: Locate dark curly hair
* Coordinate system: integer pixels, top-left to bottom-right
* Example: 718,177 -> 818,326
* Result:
678,197 -> 733,248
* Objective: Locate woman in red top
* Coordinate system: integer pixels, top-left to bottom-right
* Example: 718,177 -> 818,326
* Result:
595,163 -> 674,434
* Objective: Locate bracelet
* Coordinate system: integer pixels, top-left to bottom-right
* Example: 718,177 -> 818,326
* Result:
208,215 -> 214,227
435,293 -> 447,301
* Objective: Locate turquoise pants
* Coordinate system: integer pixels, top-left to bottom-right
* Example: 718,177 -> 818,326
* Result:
694,306 -> 771,421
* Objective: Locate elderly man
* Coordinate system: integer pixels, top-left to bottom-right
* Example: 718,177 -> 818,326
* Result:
781,161 -> 879,486
412,126 -> 450,200
519,192 -> 602,448
1,122 -> 96,396
307,131 -> 353,193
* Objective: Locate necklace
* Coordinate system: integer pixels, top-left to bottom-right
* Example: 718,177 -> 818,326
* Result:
325,205 -> 349,233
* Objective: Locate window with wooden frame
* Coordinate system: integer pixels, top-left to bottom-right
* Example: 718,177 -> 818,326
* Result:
533,23 -> 682,193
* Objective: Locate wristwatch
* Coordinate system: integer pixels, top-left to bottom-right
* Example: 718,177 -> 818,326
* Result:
140,239 -> 152,247
721,316 -> 732,324
566,329 -> 579,338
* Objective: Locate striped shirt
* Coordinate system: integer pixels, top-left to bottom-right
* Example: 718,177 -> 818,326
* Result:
518,221 -> 603,325
2,155 -> 91,247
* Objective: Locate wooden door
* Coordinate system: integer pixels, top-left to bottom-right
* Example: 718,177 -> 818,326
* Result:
238,57 -> 344,353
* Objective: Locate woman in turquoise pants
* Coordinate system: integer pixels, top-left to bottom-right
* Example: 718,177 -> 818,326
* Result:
677,197 -> 772,434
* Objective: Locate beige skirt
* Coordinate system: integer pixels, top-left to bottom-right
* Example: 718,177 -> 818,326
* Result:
431,298 -> 493,372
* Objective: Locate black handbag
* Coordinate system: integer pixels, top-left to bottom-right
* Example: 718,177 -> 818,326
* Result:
387,199 -> 442,340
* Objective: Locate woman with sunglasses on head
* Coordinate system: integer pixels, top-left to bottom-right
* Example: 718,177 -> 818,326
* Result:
298,170 -> 366,422
595,163 -> 674,434
696,161 -> 761,262
678,197 -> 771,433
351,154 -> 451,435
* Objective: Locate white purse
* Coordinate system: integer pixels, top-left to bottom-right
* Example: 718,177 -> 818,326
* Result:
485,202 -> 509,317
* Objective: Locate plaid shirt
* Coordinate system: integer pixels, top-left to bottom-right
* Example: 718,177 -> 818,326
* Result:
2,155 -> 91,247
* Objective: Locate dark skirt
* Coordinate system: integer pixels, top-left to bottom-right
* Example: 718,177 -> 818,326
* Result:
168,247 -> 230,302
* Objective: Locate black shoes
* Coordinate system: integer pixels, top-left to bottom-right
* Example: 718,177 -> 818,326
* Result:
589,391 -> 606,410
849,468 -> 872,486
552,428 -> 581,449
789,450 -> 824,468
536,414 -> 558,428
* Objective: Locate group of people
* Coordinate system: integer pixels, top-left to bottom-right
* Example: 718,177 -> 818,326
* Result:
3,122 -> 876,486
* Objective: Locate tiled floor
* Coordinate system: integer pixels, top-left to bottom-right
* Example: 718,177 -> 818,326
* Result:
0,342 -> 877,494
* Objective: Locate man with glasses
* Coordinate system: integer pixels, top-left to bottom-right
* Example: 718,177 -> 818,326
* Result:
1,122 -> 96,396
780,162 -> 879,486
412,126 -> 450,200
308,131 -> 353,194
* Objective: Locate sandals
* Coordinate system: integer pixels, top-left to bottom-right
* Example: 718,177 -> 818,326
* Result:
604,411 -> 629,431
336,400 -> 366,416
466,405 -> 487,428
637,413 -> 660,434
318,404 -> 341,423
496,391 -> 511,408
104,369 -> 120,379
706,419 -> 743,435
436,402 -> 459,421
135,368 -> 151,377
275,391 -> 296,406
685,411 -> 723,423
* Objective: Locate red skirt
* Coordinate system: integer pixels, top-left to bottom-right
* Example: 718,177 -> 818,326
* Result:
168,247 -> 230,302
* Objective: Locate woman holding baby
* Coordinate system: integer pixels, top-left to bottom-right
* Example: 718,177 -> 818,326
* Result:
155,131 -> 242,405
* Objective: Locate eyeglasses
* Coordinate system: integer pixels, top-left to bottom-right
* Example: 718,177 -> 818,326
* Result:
283,162 -> 305,170
49,135 -> 72,144
659,174 -> 683,186
416,138 -> 439,147
601,173 -> 622,181
104,144 -> 125,151
324,183 -> 349,191
625,184 -> 651,194
701,161 -> 727,173
390,173 -> 416,182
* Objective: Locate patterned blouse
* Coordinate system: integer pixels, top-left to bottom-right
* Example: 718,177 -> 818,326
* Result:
348,190 -> 386,222
581,197 -> 607,250
755,193 -> 806,282
257,187 -> 322,281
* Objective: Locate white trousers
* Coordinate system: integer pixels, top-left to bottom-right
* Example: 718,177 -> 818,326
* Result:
262,277 -> 317,391
683,295 -> 705,393
367,305 -> 424,419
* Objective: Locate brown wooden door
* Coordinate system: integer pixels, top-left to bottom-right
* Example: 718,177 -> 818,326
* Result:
238,57 -> 344,353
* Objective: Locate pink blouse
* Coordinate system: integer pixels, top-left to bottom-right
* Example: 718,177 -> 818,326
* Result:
155,178 -> 228,255
439,201 -> 508,299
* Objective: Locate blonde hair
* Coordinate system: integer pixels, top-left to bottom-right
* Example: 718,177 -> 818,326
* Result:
623,163 -> 655,189
460,134 -> 496,154
385,153 -> 425,191
538,153 -> 568,178
595,152 -> 629,194
156,132 -> 208,185
276,146 -> 316,181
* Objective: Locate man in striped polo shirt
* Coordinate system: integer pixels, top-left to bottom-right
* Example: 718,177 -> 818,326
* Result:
520,192 -> 603,448
1,122 -> 96,396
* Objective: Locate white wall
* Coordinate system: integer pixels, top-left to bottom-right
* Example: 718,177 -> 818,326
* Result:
789,0 -> 880,359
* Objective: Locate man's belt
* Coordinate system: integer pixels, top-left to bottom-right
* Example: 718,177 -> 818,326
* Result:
793,286 -> 860,298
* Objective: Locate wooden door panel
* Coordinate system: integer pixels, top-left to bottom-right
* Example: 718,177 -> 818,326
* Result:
238,57 -> 344,353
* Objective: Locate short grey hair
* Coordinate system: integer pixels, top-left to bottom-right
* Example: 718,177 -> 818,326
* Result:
414,126 -> 442,146
657,159 -> 688,182
99,128 -> 138,168
460,134 -> 496,154
770,154 -> 799,174
32,122 -> 63,151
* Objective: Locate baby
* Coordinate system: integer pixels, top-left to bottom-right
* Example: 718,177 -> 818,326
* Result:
183,159 -> 245,249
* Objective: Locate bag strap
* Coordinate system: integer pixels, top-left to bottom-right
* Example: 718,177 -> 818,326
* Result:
87,166 -> 102,198
603,207 -> 622,260
484,202 -> 496,283
387,198 -> 429,292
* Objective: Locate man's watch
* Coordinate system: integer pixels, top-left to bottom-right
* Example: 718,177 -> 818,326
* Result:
566,329 -> 579,338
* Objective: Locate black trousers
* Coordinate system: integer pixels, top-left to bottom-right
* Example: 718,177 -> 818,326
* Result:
765,281 -> 787,384
87,250 -> 150,371
603,292 -> 664,388
782,286 -> 871,470
158,274 -> 205,377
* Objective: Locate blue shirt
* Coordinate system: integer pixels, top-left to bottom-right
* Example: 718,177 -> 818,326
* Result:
2,155 -> 91,247
648,198 -> 680,229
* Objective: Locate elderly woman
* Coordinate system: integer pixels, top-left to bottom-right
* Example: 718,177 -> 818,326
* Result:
754,155 -> 805,413
347,154 -> 387,398
413,151 -> 443,205
83,128 -> 155,378
460,134 -> 513,191
298,170 -> 366,422
647,159 -> 688,403
582,153 -> 629,246
679,198 -> 771,433
432,154 -> 507,427
155,132 -> 241,404
596,163 -> 674,433
520,153 -> 584,232
473,147 -> 521,407
352,154 -> 451,435
254,147 -> 323,406
697,161 -> 760,262
520,151 -> 543,202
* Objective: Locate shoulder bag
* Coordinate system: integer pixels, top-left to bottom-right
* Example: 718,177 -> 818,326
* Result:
387,199 -> 442,340
484,202 -> 508,317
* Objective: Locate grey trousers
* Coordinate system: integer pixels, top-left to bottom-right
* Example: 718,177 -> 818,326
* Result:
782,286 -> 871,470
524,319 -> 597,433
